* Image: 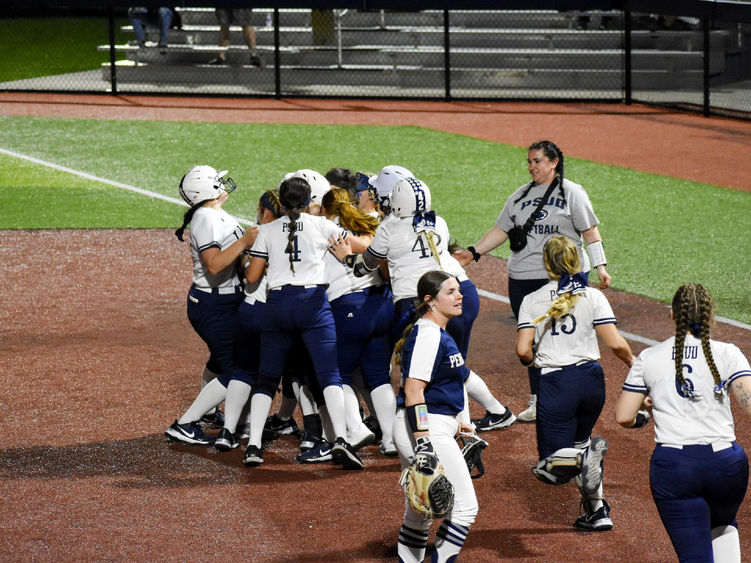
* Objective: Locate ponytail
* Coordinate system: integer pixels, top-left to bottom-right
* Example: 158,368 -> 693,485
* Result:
175,202 -> 205,241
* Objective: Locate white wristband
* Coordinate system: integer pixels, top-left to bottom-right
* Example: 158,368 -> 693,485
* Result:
587,240 -> 607,267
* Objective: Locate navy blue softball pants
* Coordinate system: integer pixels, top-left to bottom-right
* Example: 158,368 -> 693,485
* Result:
650,442 -> 748,562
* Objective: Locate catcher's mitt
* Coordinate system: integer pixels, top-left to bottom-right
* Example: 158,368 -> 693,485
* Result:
399,450 -> 454,519
458,432 -> 488,479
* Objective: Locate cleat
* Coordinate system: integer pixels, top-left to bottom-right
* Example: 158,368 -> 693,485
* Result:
199,409 -> 225,428
378,440 -> 398,457
363,415 -> 383,442
263,414 -> 299,441
165,420 -> 215,445
472,407 -> 516,432
332,437 -> 364,470
243,445 -> 264,467
517,395 -> 537,422
581,437 -> 608,496
575,499 -> 613,532
348,425 -> 376,450
299,430 -> 318,452
296,440 -> 333,463
214,428 -> 240,451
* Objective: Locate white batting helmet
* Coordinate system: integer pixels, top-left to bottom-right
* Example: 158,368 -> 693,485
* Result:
179,165 -> 236,206
389,177 -> 432,218
287,169 -> 330,204
368,165 -> 413,199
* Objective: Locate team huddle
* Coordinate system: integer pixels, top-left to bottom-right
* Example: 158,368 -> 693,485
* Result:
164,141 -> 751,562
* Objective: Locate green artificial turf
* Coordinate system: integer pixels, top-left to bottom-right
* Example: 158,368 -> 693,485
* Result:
0,17 -> 128,82
0,115 -> 749,324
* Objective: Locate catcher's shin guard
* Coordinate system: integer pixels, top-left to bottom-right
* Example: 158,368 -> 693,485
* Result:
532,447 -> 583,485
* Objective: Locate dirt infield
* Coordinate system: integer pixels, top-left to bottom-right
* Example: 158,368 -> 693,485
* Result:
1,95 -> 750,562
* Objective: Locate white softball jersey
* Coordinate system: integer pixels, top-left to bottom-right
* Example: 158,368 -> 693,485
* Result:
189,206 -> 245,291
496,178 -> 599,280
623,335 -> 751,445
517,281 -> 616,371
368,213 -> 467,303
250,213 -> 346,290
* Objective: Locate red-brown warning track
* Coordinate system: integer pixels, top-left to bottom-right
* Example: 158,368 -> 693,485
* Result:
1,94 -> 749,562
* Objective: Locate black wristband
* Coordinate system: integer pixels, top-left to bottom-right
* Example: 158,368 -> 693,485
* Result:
406,403 -> 429,433
344,254 -> 356,268
467,246 -> 481,262
520,356 -> 534,367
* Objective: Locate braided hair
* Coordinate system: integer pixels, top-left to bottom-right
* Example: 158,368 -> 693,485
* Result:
514,140 -> 567,205
533,236 -> 582,325
279,177 -> 311,274
322,188 -> 379,236
175,171 -> 206,241
395,270 -> 453,365
671,284 -> 721,396
259,188 -> 283,220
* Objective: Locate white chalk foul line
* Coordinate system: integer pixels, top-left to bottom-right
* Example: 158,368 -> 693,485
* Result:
0,147 -> 255,225
3,147 -> 749,337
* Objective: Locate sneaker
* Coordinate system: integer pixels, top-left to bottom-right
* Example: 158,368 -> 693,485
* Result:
249,54 -> 264,68
378,440 -> 398,457
264,414 -> 299,438
208,56 -> 226,65
165,420 -> 215,445
236,422 -> 251,440
517,395 -> 537,422
299,430 -> 318,452
332,437 -> 364,470
296,439 -> 333,463
581,436 -> 608,496
574,499 -> 613,531
243,444 -> 264,467
214,428 -> 240,451
199,409 -> 225,428
472,407 -> 516,432
348,424 -> 376,450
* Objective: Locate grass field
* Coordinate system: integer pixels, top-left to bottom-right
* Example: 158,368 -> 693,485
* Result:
0,17 -> 128,83
1,114 -> 749,324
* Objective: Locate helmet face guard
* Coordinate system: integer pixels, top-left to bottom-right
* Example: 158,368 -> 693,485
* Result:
179,165 -> 236,206
217,172 -> 236,195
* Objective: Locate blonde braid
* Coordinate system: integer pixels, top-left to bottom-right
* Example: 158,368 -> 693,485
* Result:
532,293 -> 581,325
424,231 -> 443,270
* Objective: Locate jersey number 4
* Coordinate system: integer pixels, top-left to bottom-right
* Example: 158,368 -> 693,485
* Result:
411,232 -> 441,259
286,235 -> 302,263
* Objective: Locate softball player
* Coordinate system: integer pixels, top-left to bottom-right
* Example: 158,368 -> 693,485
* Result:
242,176 -> 363,469
456,140 -> 611,423
165,165 -> 257,446
516,236 -> 633,531
323,188 -> 398,456
615,283 -> 751,562
394,270 -> 478,563
214,189 -> 284,452
351,176 -> 516,432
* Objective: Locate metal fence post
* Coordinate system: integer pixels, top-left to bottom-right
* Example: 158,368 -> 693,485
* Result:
274,9 -> 281,99
108,5 -> 117,95
443,10 -> 451,102
703,16 -> 710,117
624,6 -> 631,105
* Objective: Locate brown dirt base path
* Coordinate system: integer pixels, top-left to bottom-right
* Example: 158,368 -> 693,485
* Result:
1,95 -> 750,562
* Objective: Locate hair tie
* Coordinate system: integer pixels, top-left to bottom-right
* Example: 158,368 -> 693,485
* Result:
691,323 -> 703,334
412,210 -> 436,231
557,272 -> 588,295
714,379 -> 728,397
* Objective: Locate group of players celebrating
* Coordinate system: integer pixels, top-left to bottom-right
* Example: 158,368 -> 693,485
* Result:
164,142 -> 751,562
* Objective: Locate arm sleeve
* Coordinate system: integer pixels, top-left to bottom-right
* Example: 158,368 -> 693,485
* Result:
723,343 -> 751,386
367,221 -> 390,260
591,288 -> 617,326
249,224 -> 268,259
516,295 -> 535,330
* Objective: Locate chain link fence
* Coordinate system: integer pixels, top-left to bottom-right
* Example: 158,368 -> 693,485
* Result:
1,6 -> 750,118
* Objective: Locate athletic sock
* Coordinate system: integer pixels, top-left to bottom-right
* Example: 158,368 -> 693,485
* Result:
464,370 -> 505,414
248,393 -> 273,448
322,384 -> 347,439
712,525 -> 740,563
433,520 -> 470,562
223,380 -> 251,433
342,384 -> 366,434
370,383 -> 397,445
179,378 -> 227,424
397,523 -> 429,563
